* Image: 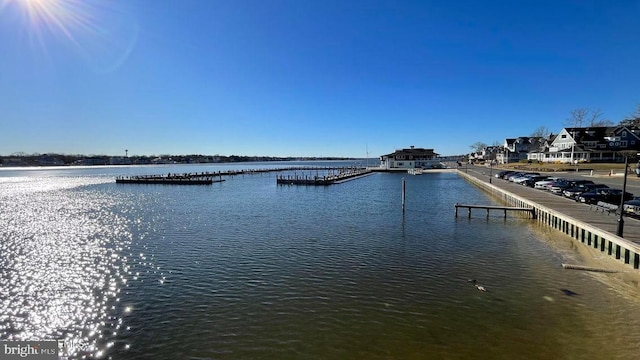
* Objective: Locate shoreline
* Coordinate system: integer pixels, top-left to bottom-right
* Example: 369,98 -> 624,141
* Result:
456,168 -> 640,271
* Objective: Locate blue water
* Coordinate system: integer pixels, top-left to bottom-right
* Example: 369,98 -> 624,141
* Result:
1,162 -> 639,359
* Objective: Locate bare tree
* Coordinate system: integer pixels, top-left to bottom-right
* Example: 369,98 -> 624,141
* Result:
587,108 -> 603,126
591,119 -> 614,127
618,102 -> 640,128
566,108 -> 610,127
469,142 -> 487,153
530,126 -> 550,138
566,108 -> 589,127
632,102 -> 640,119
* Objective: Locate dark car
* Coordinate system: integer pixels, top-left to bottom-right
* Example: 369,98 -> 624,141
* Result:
495,170 -> 515,179
577,188 -> 634,205
548,180 -> 574,194
521,175 -> 549,187
562,182 -> 605,200
549,179 -> 593,195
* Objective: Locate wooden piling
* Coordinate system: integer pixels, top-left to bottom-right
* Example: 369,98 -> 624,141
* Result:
402,178 -> 406,213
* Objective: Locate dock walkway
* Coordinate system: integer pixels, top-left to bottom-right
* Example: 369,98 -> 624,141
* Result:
458,166 -> 640,269
463,169 -> 640,245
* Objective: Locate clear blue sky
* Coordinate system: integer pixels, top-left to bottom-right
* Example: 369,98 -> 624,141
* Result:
1,0 -> 639,157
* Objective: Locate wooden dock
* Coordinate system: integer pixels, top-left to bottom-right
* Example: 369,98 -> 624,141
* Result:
276,168 -> 371,186
115,166 -> 370,185
116,175 -> 223,185
454,203 -> 536,219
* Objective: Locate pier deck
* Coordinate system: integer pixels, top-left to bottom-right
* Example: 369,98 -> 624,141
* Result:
454,203 -> 536,218
462,169 -> 640,245
458,166 -> 640,269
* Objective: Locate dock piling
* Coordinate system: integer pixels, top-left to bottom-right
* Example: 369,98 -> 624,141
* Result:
402,178 -> 406,213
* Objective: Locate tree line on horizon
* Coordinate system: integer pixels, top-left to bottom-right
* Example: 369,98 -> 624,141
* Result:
0,153 -> 358,167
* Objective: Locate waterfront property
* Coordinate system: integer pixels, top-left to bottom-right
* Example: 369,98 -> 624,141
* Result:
379,146 -> 440,169
480,125 -> 640,166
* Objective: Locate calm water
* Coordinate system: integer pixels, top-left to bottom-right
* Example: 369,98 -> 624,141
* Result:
1,162 -> 640,359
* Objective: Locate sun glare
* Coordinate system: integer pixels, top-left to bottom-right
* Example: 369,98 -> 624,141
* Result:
7,0 -> 95,45
1,0 -> 138,73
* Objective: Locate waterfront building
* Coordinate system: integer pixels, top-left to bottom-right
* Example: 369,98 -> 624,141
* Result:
528,126 -> 640,163
379,146 -> 439,169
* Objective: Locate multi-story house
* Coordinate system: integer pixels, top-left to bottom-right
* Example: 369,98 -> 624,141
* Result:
379,146 -> 439,169
496,137 -> 548,164
527,126 -> 640,163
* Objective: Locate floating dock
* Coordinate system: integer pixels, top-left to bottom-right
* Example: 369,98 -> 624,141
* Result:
116,175 -> 222,185
276,168 -> 371,185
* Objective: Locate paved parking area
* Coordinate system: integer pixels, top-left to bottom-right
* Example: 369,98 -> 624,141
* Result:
460,165 -> 640,245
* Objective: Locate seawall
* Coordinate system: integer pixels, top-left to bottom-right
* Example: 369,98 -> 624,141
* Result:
457,170 -> 640,270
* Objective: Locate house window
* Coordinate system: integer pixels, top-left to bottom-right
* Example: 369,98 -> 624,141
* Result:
561,134 -> 567,138
397,162 -> 404,166
622,131 -> 627,137
632,141 -> 636,145
621,141 -> 628,147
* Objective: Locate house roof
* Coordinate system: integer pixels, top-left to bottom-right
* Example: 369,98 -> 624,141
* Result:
562,127 -> 609,142
382,147 -> 439,158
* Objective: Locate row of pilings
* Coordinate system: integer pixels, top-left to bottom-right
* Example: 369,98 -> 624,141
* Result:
276,167 -> 371,185
115,166 -> 366,185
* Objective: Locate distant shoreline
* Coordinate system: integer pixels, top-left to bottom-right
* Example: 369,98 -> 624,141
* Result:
0,154 -> 369,168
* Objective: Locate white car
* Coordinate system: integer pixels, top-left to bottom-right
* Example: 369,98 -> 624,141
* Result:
534,177 -> 564,190
512,173 -> 540,184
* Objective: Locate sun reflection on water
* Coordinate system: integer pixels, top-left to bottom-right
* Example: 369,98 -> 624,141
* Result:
0,177 -> 135,358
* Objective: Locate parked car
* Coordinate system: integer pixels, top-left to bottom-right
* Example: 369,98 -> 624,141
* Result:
577,188 -> 634,205
512,173 -> 541,184
505,172 -> 527,181
562,183 -> 609,200
495,170 -> 515,179
623,198 -> 640,216
507,172 -> 538,182
534,177 -> 564,190
522,175 -> 550,187
548,180 -> 574,194
548,179 -> 593,195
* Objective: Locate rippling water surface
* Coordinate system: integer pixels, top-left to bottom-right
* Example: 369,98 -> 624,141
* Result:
1,163 -> 640,359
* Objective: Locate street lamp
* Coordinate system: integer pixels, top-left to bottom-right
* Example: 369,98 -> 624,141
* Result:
617,151 -> 639,237
489,161 -> 493,183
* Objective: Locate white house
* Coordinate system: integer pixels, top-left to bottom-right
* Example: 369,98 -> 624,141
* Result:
524,126 -> 640,163
379,146 -> 440,169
